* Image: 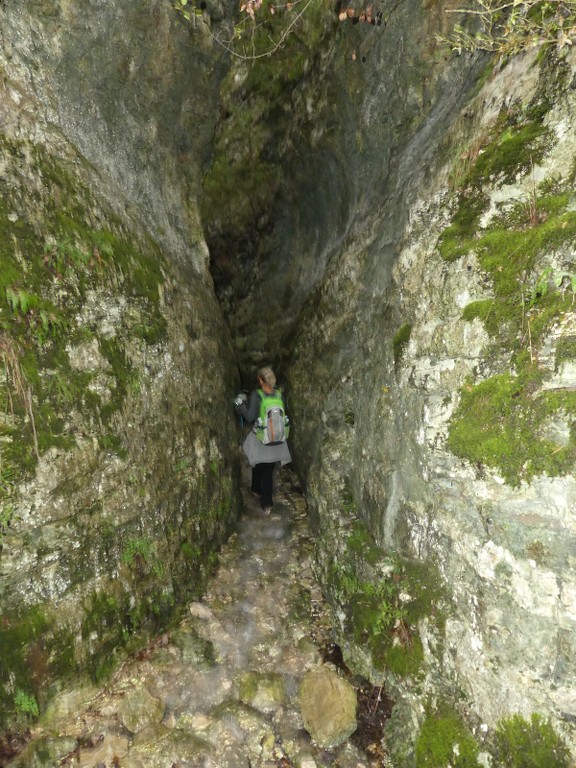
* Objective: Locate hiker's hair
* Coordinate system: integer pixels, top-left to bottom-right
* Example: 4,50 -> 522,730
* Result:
258,366 -> 276,388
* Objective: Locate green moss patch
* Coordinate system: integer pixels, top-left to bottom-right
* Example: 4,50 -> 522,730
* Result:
414,708 -> 571,768
555,334 -> 576,369
80,590 -> 132,682
438,93 -> 576,486
122,536 -> 164,578
393,322 -> 412,370
439,98 -> 553,263
326,520 -> 446,678
0,136 -> 168,491
0,606 -> 75,729
470,102 -> 550,184
448,368 -> 576,486
80,579 -> 175,684
438,189 -> 490,262
415,708 -> 481,768
493,713 -> 571,768
448,194 -> 576,485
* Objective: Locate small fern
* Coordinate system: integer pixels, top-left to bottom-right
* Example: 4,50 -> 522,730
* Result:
14,689 -> 39,720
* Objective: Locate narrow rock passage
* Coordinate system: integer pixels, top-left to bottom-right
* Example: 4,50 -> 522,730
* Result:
9,469 -> 388,768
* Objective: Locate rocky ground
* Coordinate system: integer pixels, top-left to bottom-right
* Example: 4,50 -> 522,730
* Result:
5,467 -> 392,768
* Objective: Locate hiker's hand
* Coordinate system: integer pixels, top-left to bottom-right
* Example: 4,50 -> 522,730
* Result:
234,393 -> 247,408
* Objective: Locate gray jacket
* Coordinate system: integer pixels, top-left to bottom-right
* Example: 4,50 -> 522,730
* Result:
239,388 -> 292,467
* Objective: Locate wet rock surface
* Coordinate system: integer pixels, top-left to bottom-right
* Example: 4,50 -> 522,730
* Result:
7,469 -> 390,768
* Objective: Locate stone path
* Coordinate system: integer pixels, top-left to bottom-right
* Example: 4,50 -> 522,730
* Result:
7,468 -> 385,768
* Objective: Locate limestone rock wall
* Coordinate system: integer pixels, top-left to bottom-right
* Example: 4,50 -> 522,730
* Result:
287,40 -> 576,765
3,0 -> 576,760
0,0 -> 228,270
0,0 -> 240,729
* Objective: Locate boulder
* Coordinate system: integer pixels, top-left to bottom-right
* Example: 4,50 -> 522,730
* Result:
299,665 -> 357,747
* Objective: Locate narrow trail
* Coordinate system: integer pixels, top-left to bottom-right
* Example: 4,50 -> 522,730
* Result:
8,468 -> 390,768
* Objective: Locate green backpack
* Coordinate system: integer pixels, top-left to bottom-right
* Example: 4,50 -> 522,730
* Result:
255,389 -> 290,445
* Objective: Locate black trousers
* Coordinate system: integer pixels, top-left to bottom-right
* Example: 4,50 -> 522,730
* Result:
250,462 -> 275,508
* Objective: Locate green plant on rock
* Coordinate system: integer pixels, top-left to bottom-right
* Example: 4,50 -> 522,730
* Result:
122,536 -> 164,578
81,590 -> 133,682
415,709 -> 481,768
174,456 -> 192,474
13,689 -> 39,722
0,332 -> 40,460
327,520 -> 445,677
475,113 -> 550,185
34,308 -> 68,347
441,99 -> 553,259
0,606 -> 50,728
442,1 -> 576,56
0,460 -> 16,547
5,287 -> 39,316
43,237 -> 91,281
340,484 -> 356,517
180,541 -> 201,562
97,433 -> 126,456
0,501 -> 14,543
172,0 -> 199,22
493,712 -> 571,768
530,267 -> 576,306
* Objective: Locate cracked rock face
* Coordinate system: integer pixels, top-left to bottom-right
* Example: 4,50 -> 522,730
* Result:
283,45 -> 576,759
2,0 -> 576,761
0,0 -> 240,725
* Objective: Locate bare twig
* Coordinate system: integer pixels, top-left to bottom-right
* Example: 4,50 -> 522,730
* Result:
207,0 -> 315,60
527,317 -> 534,362
26,387 -> 40,460
372,683 -> 385,716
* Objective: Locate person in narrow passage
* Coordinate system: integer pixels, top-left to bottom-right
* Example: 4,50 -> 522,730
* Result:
234,366 -> 291,513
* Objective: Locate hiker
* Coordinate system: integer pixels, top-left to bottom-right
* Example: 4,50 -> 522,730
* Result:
234,366 -> 291,513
